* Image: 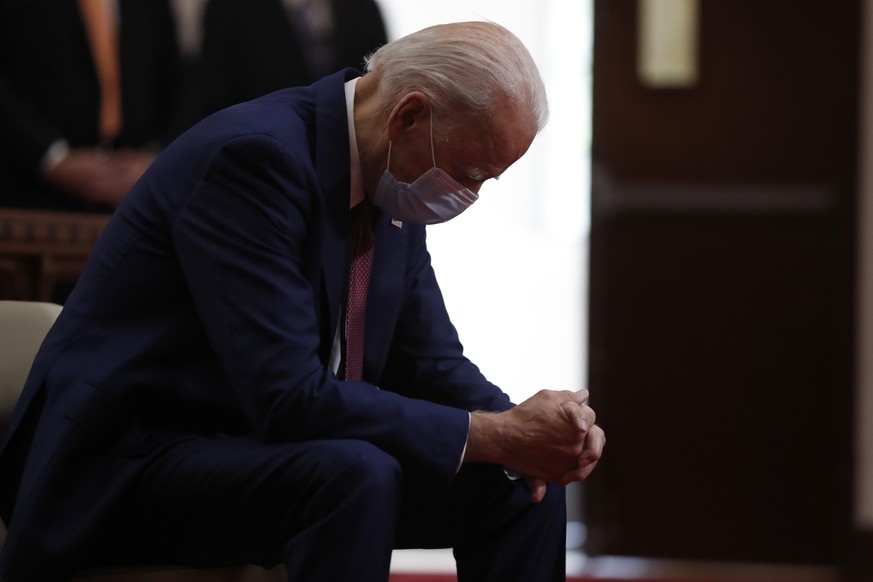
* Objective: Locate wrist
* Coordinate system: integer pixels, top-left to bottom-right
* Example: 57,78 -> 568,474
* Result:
463,410 -> 509,465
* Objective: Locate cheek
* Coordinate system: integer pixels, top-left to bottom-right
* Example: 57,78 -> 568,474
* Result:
392,150 -> 431,183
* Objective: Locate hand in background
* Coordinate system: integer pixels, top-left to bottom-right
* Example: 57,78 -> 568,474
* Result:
43,148 -> 156,209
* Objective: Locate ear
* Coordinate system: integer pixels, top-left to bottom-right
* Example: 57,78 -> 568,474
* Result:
386,92 -> 431,141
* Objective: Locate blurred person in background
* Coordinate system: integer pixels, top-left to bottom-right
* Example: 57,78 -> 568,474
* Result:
0,0 -> 187,212
183,0 -> 387,123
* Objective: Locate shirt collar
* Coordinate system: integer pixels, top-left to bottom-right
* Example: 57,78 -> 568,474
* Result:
344,77 -> 365,208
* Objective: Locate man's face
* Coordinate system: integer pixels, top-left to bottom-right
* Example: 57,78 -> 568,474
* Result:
392,102 -> 537,195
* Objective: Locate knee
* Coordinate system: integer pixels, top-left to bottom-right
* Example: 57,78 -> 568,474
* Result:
313,440 -> 402,503
518,481 -> 567,541
540,481 -> 567,517
336,441 -> 402,492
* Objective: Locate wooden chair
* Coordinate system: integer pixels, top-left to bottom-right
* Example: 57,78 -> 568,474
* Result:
0,208 -> 109,302
0,300 -> 286,581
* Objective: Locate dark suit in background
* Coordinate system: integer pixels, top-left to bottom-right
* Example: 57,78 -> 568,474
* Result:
184,0 -> 387,123
0,0 -> 185,211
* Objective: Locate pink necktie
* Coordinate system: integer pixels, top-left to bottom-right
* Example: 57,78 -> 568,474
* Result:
344,201 -> 374,381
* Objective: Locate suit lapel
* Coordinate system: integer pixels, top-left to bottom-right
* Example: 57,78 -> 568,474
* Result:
313,69 -> 361,344
365,211 -> 407,378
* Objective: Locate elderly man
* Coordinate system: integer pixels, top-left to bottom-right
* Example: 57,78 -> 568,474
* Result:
0,21 -> 604,582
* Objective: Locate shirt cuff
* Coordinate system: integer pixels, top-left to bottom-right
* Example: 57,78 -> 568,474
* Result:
503,467 -> 522,480
457,413 -> 520,480
456,411 -> 471,473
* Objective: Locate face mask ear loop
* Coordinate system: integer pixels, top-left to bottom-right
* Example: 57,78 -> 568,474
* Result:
429,108 -> 437,169
386,141 -> 393,172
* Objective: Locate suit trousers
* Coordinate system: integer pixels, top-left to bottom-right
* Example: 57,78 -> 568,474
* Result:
83,433 -> 568,582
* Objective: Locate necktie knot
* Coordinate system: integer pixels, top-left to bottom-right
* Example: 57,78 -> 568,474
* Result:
349,199 -> 374,258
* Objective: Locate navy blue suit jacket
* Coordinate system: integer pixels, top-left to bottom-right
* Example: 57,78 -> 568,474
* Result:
0,70 -> 512,578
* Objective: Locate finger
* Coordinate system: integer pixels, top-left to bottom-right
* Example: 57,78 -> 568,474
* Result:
525,477 -> 548,503
584,424 -> 606,459
570,388 -> 589,405
560,400 -> 589,433
567,401 -> 597,433
559,461 -> 599,485
560,425 -> 606,485
581,403 -> 596,428
574,425 -> 605,469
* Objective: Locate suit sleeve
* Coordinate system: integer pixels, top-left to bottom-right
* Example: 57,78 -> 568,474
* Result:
169,133 -> 470,480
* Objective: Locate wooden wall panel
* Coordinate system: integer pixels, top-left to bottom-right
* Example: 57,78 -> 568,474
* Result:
586,0 -> 859,565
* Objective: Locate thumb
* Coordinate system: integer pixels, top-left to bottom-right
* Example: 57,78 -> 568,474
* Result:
571,388 -> 589,405
525,476 -> 549,503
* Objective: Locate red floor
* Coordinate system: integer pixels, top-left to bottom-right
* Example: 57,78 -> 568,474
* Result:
388,555 -> 841,582
390,577 -> 745,582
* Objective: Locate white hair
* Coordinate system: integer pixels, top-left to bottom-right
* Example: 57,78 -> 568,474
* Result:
363,21 -> 549,134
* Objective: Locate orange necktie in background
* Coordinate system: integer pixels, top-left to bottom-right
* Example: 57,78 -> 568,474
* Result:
78,0 -> 122,141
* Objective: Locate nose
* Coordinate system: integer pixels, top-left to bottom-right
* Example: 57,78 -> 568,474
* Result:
467,182 -> 484,195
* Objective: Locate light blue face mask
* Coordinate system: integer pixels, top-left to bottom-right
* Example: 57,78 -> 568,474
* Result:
373,113 -> 479,225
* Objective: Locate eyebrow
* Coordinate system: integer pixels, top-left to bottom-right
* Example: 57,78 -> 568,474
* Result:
465,166 -> 490,182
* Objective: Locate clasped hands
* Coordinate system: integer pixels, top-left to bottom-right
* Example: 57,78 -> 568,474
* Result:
466,388 -> 605,503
